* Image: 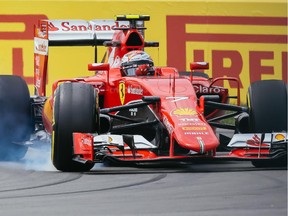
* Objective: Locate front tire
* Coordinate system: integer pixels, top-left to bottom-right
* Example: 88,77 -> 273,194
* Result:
52,82 -> 97,172
247,80 -> 287,167
248,80 -> 287,133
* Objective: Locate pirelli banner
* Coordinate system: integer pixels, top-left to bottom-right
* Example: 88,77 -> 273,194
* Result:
0,0 -> 287,102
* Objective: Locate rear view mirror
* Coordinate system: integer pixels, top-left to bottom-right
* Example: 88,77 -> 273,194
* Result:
190,62 -> 209,70
88,63 -> 110,71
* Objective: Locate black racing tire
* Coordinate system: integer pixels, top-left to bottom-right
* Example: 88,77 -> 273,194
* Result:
0,75 -> 33,161
247,80 -> 287,168
52,82 -> 97,172
248,80 -> 287,133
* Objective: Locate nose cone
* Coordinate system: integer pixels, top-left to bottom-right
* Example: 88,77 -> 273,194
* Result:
170,111 -> 219,153
144,77 -> 219,153
174,126 -> 219,153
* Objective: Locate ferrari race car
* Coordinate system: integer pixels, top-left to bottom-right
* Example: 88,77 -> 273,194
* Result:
0,15 -> 286,171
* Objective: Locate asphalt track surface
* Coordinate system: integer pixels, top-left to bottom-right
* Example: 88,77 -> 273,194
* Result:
0,148 -> 286,216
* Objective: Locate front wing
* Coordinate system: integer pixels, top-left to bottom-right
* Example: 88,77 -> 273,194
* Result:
72,132 -> 287,165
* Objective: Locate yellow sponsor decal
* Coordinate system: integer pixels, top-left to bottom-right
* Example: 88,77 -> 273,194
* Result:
119,81 -> 125,105
182,126 -> 207,131
172,108 -> 197,116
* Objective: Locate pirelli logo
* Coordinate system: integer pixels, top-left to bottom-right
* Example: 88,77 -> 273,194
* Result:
0,15 -> 48,84
166,16 -> 287,87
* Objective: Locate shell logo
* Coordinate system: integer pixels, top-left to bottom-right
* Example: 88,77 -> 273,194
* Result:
108,136 -> 113,143
172,108 -> 197,116
275,133 -> 285,141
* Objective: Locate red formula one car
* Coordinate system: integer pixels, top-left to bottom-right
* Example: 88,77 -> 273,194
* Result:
0,15 -> 286,171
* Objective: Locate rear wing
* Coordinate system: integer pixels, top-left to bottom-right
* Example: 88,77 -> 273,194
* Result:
33,18 -> 130,96
43,19 -> 130,46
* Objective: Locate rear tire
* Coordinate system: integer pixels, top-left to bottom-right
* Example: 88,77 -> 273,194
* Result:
247,80 -> 287,167
0,75 -> 33,161
52,82 -> 96,172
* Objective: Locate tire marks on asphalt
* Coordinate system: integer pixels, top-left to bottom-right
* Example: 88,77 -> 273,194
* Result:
0,163 -> 167,200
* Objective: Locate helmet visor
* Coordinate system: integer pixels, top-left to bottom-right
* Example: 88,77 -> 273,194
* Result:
122,60 -> 154,76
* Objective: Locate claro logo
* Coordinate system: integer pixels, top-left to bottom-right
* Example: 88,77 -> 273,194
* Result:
0,15 -> 48,84
166,16 -> 287,88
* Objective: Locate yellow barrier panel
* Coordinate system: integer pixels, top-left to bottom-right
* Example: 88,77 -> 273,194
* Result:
0,0 -> 287,102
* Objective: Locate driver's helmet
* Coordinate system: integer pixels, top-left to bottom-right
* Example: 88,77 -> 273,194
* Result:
120,50 -> 154,76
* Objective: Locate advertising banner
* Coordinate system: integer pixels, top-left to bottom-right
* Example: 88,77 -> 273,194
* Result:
0,0 -> 287,102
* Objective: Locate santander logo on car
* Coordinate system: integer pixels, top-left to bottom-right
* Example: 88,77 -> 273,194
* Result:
47,20 -> 129,32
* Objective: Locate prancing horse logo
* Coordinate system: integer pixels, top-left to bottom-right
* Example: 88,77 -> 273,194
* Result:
119,81 -> 125,105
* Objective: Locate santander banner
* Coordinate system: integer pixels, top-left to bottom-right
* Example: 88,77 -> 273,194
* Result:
0,0 -> 286,102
